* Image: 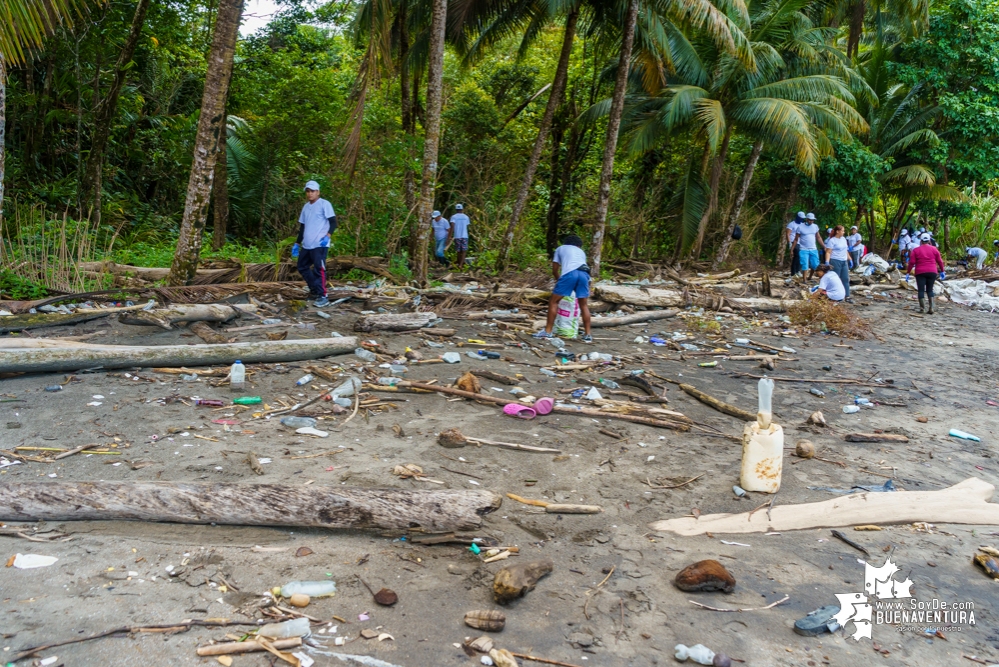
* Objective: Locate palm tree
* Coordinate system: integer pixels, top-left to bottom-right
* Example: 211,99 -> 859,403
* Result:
168,0 -> 244,285
411,0 -> 448,285
621,0 -> 870,263
1,0 -> 97,218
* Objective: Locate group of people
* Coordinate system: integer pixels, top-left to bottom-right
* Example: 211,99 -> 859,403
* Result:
431,207 -> 471,268
785,211 -> 865,303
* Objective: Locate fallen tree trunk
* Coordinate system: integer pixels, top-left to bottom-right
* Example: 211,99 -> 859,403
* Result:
593,285 -> 791,312
188,321 -> 232,344
355,312 -> 438,332
590,309 -> 678,328
679,383 -> 756,421
0,304 -> 147,333
119,303 -> 255,330
649,477 -> 999,535
0,337 -> 358,373
0,482 -> 502,532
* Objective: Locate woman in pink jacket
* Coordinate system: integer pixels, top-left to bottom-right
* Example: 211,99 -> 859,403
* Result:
906,233 -> 945,314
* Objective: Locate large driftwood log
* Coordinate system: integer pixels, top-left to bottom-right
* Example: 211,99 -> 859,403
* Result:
590,309 -> 678,328
593,285 -> 791,312
119,303 -> 255,330
0,337 -> 358,373
0,304 -> 147,333
355,312 -> 438,332
650,477 -> 999,535
0,482 -> 502,532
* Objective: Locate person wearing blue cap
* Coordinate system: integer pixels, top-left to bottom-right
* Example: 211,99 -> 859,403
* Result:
293,180 -> 337,307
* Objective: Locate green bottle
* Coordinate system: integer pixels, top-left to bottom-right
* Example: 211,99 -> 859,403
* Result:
233,396 -> 262,405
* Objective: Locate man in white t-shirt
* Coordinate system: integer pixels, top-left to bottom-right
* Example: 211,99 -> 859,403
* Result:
847,226 -> 863,266
293,180 -> 337,307
794,212 -> 825,280
450,204 -> 471,268
786,211 -> 805,275
967,246 -> 988,269
813,264 -> 845,301
431,211 -> 450,266
534,234 -> 592,342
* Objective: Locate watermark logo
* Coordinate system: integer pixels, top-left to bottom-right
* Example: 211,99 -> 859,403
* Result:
834,556 -> 975,640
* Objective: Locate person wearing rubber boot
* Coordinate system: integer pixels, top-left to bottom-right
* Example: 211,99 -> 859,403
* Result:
907,232 -> 944,314
292,180 -> 336,307
533,234 -> 593,343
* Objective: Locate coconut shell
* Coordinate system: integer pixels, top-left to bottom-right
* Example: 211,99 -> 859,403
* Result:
464,609 -> 506,632
795,440 -> 816,459
373,588 -> 398,606
438,427 -> 469,448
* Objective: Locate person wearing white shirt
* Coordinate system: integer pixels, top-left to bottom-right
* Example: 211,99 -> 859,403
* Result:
794,212 -> 825,280
293,180 -> 337,307
813,264 -> 845,301
534,234 -> 593,342
847,226 -> 863,266
786,212 -> 805,275
450,204 -> 471,268
431,211 -> 450,266
824,225 -> 852,300
967,246 -> 988,269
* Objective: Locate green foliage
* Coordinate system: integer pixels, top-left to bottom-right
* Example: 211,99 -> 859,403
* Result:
0,270 -> 48,300
800,139 -> 890,223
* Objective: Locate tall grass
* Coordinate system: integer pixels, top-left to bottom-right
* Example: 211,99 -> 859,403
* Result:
0,202 -> 122,297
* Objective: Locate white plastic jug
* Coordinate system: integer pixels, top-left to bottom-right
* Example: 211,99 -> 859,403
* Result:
740,378 -> 784,493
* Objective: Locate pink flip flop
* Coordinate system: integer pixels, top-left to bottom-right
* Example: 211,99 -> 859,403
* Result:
534,397 -> 554,415
503,403 -> 537,419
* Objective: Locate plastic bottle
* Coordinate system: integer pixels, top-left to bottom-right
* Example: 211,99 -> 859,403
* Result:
195,399 -> 224,407
230,360 -> 245,390
257,617 -> 311,639
740,378 -> 783,493
280,416 -> 317,429
295,374 -> 314,386
599,379 -> 620,389
233,396 -> 262,405
281,581 -> 337,598
262,318 -> 282,325
539,368 -> 557,377
389,364 -> 408,375
354,348 -> 377,362
466,351 -> 487,360
843,404 -> 860,413
377,377 -> 400,386
477,350 -> 502,359
441,352 -> 461,364
330,376 -> 361,398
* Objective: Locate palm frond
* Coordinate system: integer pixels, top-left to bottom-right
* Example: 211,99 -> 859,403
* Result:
0,0 -> 97,65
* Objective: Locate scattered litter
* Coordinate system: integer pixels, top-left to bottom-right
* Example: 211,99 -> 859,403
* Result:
281,580 -> 337,598
794,605 -> 842,636
296,427 -> 329,438
950,429 -> 981,442
11,553 -> 59,569
674,643 -> 715,665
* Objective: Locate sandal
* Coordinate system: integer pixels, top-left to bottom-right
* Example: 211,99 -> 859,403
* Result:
503,403 -> 537,419
534,397 -> 554,415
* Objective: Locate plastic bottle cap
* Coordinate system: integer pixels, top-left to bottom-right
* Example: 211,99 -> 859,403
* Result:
235,360 -> 242,364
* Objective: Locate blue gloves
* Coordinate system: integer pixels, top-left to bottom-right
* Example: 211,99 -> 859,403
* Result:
291,243 -> 300,258
320,235 -> 330,248
939,271 -> 946,281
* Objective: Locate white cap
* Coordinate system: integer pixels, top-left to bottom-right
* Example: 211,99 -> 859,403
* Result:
797,211 -> 806,218
806,212 -> 816,220
455,204 -> 463,210
432,210 -> 441,218
850,225 -> 858,230
901,229 -> 909,235
920,233 -> 930,242
304,180 -> 320,191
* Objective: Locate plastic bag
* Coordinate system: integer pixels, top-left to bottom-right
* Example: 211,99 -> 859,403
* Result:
553,294 -> 580,339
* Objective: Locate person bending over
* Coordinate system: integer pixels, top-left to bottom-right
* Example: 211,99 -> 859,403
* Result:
812,264 -> 845,302
533,234 -> 592,343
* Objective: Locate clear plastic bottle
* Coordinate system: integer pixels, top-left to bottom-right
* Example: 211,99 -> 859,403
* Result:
280,416 -> 317,429
354,348 -> 377,362
230,360 -> 245,390
377,377 -> 400,386
295,374 -> 314,386
257,617 -> 311,639
281,581 -> 337,598
599,378 -> 620,389
330,376 -> 361,398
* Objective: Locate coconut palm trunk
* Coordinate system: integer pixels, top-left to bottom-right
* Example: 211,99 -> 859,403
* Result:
775,174 -> 798,267
691,125 -> 731,259
713,139 -> 763,268
168,0 -> 244,286
494,8 -> 578,273
0,56 -> 6,219
590,0 -> 639,278
411,0 -> 448,286
212,133 -> 229,250
82,0 -> 151,224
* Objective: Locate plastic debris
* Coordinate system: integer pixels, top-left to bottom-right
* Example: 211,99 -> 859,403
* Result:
280,416 -> 317,429
281,581 -> 337,598
296,427 -> 329,438
442,352 -> 461,364
674,643 -> 715,665
949,429 -> 981,442
12,553 -> 59,569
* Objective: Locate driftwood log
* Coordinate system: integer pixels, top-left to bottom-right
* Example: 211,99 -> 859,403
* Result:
844,433 -> 910,443
590,309 -> 678,328
0,304 -> 147,333
0,482 -> 502,532
679,383 -> 756,421
188,321 -> 232,344
355,312 -> 438,332
650,477 -> 999,535
0,337 -> 358,373
594,285 -> 791,312
119,303 -> 255,330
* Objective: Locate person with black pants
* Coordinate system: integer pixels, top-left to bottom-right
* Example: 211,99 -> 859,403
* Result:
906,232 -> 945,314
292,180 -> 337,307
